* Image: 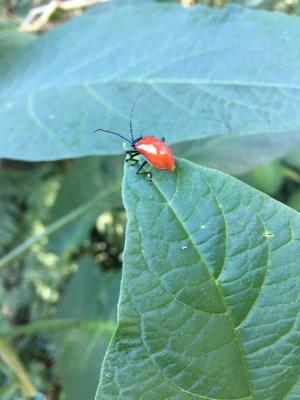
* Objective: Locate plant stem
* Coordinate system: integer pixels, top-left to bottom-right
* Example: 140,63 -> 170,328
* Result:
0,338 -> 37,396
0,318 -> 115,338
283,166 -> 300,184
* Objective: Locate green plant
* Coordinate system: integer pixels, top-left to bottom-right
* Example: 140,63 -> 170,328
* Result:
1,1 -> 300,399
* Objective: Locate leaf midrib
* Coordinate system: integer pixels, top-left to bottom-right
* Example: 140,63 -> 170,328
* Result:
4,79 -> 300,96
151,167 -> 255,399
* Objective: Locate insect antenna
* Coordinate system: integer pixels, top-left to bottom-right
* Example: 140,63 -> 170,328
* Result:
93,128 -> 132,144
129,93 -> 142,142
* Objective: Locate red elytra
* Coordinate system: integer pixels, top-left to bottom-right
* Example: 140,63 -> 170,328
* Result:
134,136 -> 175,172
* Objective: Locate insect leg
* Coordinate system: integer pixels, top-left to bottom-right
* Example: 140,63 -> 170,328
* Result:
161,137 -> 165,143
136,161 -> 152,182
125,151 -> 139,166
125,150 -> 139,156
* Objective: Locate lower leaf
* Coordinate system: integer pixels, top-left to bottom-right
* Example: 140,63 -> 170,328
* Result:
97,158 -> 300,400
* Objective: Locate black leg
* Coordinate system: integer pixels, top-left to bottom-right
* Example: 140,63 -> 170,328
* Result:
127,159 -> 139,166
136,161 -> 152,182
161,137 -> 165,143
125,150 -> 140,166
126,155 -> 139,166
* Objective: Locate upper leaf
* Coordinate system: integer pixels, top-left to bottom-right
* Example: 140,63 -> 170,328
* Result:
2,1 -> 300,161
97,158 -> 300,399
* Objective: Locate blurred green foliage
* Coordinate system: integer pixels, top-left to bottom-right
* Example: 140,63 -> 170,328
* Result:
0,158 -> 123,399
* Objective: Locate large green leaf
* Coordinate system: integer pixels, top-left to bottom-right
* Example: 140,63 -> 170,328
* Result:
2,1 -> 300,162
97,158 -> 300,399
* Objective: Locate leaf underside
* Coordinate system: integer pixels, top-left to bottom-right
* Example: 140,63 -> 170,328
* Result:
97,158 -> 300,400
2,2 -> 300,160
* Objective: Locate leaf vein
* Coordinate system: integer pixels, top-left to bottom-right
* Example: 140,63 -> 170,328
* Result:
150,173 -> 255,398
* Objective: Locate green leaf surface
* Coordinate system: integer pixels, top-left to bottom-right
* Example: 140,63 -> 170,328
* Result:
0,20 -> 35,54
296,0 -> 300,16
97,158 -> 300,399
241,160 -> 284,195
177,132 -> 300,175
49,256 -> 120,400
2,2 -> 300,162
0,164 -> 50,257
0,169 -> 21,257
56,255 -> 120,322
0,201 -> 20,257
284,146 -> 300,170
288,190 -> 300,212
47,156 -> 122,254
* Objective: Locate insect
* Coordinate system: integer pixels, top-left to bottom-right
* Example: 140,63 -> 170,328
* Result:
94,99 -> 175,182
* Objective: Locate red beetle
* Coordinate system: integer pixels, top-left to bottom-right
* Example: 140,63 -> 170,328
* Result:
94,101 -> 175,181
